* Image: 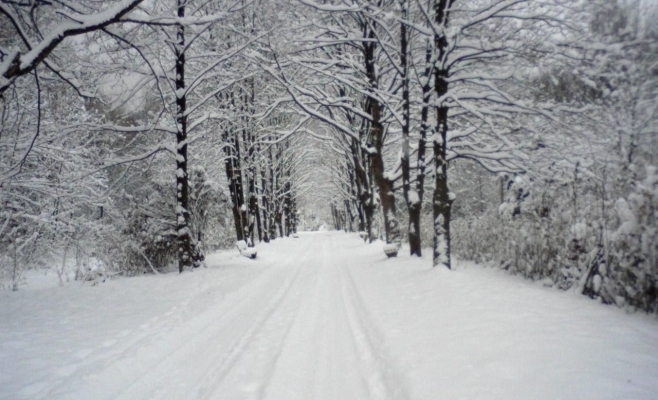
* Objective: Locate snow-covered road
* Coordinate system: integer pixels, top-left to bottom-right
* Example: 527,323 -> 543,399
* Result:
1,232 -> 657,399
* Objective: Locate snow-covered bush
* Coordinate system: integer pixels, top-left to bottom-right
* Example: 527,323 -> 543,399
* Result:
595,167 -> 658,311
120,187 -> 178,274
452,166 -> 658,313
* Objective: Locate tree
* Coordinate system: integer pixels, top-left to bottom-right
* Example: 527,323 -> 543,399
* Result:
447,0 -> 658,311
412,0 -> 575,268
92,0 -> 257,271
0,0 -> 144,95
263,0 -> 404,251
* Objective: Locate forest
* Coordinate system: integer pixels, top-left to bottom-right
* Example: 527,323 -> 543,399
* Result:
1,0 -> 657,313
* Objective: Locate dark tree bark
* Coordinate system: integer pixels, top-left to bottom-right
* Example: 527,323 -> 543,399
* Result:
345,156 -> 358,232
331,203 -> 338,230
243,81 -> 260,246
413,38 -> 432,257
363,29 -> 401,247
363,151 -> 377,243
269,144 -> 282,239
432,0 -> 455,269
290,192 -> 299,233
398,0 -> 422,256
223,123 -> 247,242
283,180 -> 291,236
344,199 -> 354,232
245,146 -> 257,245
254,175 -> 263,242
247,173 -> 257,244
355,198 -> 365,232
174,0 -> 201,272
260,153 -> 270,243
350,134 -> 375,242
223,87 -> 252,244
340,88 -> 373,241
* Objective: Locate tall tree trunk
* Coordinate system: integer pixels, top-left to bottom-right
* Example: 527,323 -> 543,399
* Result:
331,203 -> 338,230
412,38 -> 432,258
246,144 -> 257,245
369,103 -> 400,245
344,199 -> 354,232
254,185 -> 263,242
351,135 -> 372,240
260,157 -> 270,242
366,157 -> 377,243
355,199 -> 365,232
345,158 -> 358,232
174,0 -> 199,272
223,124 -> 247,242
244,81 -> 260,246
253,146 -> 263,243
432,0 -> 455,269
268,143 -> 278,240
339,82 -> 370,240
288,190 -> 297,234
398,0 -> 421,256
364,37 -> 401,247
283,184 -> 289,235
247,176 -> 257,245
364,202 -> 374,242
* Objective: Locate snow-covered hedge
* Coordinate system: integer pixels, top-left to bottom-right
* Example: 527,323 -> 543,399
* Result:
452,167 -> 658,313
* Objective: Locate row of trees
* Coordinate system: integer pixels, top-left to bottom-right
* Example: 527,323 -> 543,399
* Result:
451,0 -> 658,312
311,0 -> 656,311
274,0 -> 578,267
1,0 -> 304,286
1,0 -> 656,311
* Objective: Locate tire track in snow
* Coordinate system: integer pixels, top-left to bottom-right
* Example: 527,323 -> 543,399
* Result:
153,242 -> 314,400
47,240 -> 312,400
58,266 -> 276,399
254,232 -> 408,400
253,234 -> 332,399
247,235 -> 368,400
194,236 -> 320,400
41,233 -> 409,400
338,247 -> 410,400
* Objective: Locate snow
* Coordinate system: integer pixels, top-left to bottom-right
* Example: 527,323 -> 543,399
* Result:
383,242 -> 401,253
1,232 -> 657,399
408,189 -> 420,205
430,132 -> 444,144
614,198 -> 638,237
12,0 -> 142,72
570,222 -> 587,240
0,48 -> 19,78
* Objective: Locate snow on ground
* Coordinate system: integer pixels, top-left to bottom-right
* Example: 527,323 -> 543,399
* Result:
1,232 -> 657,400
